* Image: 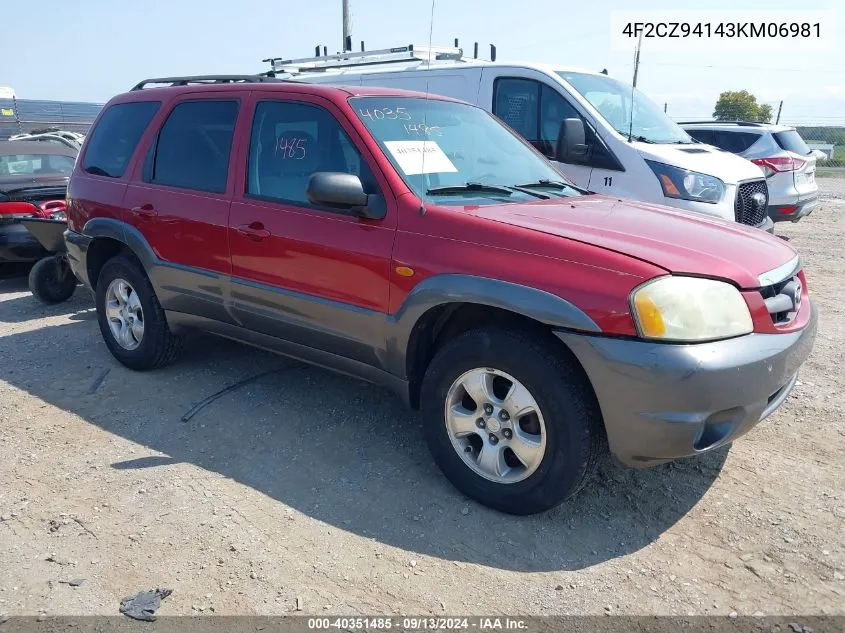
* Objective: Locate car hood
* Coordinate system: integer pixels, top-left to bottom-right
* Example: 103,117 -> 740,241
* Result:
632,141 -> 763,184
471,195 -> 796,289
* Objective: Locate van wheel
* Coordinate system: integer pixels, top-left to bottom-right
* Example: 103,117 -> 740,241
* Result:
28,255 -> 77,304
420,327 -> 605,515
95,254 -> 182,370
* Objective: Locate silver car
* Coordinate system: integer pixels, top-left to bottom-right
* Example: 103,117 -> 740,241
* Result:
680,122 -> 819,223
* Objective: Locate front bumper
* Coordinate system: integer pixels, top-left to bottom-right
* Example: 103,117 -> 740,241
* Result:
0,222 -> 49,263
64,229 -> 93,288
556,302 -> 817,467
769,194 -> 820,223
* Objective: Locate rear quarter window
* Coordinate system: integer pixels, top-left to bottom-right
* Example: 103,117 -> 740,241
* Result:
82,101 -> 160,178
773,130 -> 811,155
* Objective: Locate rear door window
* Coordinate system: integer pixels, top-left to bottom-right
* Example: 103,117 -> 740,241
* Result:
148,100 -> 239,193
82,101 -> 160,178
714,131 -> 761,154
773,130 -> 811,155
686,129 -> 715,145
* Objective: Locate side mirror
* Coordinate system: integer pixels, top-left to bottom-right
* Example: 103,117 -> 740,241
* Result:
306,172 -> 384,219
555,118 -> 589,163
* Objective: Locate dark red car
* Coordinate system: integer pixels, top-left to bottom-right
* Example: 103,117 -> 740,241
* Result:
0,140 -> 74,266
64,76 -> 816,514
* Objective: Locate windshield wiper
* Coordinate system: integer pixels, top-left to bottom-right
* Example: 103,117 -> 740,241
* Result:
426,182 -> 513,196
515,179 -> 588,196
628,135 -> 655,144
515,179 -> 570,190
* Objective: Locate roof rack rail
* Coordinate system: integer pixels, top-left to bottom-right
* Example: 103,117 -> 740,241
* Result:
262,43 -> 474,75
677,120 -> 769,127
130,75 -> 286,91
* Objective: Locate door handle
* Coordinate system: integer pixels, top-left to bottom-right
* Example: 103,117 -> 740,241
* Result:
130,204 -> 157,219
236,223 -> 271,240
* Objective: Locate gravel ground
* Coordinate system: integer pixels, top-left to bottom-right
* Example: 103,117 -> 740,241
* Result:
0,179 -> 843,618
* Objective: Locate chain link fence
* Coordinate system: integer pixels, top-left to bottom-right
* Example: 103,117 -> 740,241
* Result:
0,98 -> 103,141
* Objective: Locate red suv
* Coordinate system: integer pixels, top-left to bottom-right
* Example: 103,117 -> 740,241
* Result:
65,76 -> 816,514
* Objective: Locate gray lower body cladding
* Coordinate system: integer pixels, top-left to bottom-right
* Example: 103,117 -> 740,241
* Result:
555,305 -> 818,467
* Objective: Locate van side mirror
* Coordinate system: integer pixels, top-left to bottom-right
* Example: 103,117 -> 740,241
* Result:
555,118 -> 589,163
306,172 -> 385,219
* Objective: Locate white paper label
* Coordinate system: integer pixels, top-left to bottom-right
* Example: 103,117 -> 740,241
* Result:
384,140 -> 458,176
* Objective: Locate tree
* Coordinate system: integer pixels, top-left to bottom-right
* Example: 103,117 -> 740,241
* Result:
713,90 -> 773,123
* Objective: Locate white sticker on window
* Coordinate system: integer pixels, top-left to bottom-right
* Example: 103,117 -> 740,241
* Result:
384,140 -> 457,176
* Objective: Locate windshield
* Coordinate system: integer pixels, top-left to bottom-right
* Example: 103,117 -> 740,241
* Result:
557,72 -> 692,144
350,96 -> 581,205
0,152 -> 75,178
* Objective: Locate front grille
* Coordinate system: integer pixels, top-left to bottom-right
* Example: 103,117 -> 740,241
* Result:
734,179 -> 768,226
759,272 -> 802,325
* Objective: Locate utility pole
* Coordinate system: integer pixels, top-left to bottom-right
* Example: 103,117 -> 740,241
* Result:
342,0 -> 351,51
775,100 -> 783,124
632,31 -> 643,88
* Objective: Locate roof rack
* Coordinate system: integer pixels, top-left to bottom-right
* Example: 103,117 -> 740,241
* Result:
263,42 -> 491,75
130,75 -> 287,91
677,120 -> 769,127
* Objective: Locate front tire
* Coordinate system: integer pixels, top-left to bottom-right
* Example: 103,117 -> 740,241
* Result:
420,327 -> 605,515
95,254 -> 182,370
28,256 -> 77,304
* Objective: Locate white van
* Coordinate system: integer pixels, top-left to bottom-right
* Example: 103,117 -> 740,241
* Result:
265,44 -> 772,231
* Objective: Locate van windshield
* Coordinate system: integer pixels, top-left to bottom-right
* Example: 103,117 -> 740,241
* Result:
350,96 -> 581,205
557,72 -> 692,145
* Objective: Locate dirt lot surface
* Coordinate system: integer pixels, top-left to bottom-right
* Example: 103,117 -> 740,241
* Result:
1,180 -> 843,618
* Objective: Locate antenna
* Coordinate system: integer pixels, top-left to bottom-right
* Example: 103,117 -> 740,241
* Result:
473,42 -> 478,58
454,38 -> 459,47
628,31 -> 643,142
490,44 -> 496,62
419,0 -> 437,217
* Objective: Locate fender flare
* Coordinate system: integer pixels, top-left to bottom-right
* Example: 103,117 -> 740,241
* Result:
385,274 -> 600,378
82,217 -> 159,272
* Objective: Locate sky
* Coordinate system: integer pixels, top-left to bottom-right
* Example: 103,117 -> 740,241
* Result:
2,0 -> 843,126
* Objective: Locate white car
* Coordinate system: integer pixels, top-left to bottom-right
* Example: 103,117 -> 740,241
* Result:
264,44 -> 773,232
681,122 -> 819,224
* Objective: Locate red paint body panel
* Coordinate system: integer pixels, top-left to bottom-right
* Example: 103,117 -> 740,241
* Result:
466,196 -> 798,290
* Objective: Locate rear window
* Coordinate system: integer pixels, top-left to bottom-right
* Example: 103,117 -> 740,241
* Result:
773,130 -> 811,156
83,102 -> 160,178
0,153 -> 75,177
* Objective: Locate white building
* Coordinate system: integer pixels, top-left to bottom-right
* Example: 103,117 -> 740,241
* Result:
807,143 -> 834,159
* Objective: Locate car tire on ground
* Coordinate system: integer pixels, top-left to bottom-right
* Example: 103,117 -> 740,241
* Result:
420,327 -> 605,515
28,255 -> 77,304
95,254 -> 182,370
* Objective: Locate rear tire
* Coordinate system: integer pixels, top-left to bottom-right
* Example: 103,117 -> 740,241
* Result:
95,254 -> 182,370
420,327 -> 605,515
28,256 -> 77,304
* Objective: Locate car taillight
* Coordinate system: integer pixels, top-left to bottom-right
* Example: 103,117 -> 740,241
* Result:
751,156 -> 806,177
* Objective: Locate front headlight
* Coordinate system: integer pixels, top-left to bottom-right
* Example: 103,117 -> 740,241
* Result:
645,160 -> 725,204
631,277 -> 753,342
